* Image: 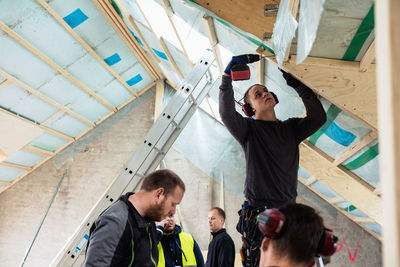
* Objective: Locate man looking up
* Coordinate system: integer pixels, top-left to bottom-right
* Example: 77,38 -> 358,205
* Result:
219,55 -> 327,266
85,169 -> 185,267
206,207 -> 235,267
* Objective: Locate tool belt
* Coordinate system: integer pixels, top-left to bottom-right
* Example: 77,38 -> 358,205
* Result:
236,200 -> 266,242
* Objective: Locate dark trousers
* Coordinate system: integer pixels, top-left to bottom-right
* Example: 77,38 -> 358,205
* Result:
236,203 -> 265,267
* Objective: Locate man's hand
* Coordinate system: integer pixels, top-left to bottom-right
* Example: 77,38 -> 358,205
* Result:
280,68 -> 302,88
224,54 -> 260,75
156,217 -> 170,228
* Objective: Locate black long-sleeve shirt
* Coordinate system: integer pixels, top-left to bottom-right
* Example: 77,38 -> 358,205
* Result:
219,75 -> 326,208
206,229 -> 235,267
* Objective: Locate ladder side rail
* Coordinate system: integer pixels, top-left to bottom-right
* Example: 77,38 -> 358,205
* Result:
53,54 -> 214,266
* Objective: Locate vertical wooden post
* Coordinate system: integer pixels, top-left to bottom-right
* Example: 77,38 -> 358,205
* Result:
376,1 -> 400,266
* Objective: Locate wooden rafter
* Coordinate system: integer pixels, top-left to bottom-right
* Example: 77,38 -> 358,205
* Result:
0,162 -> 31,171
0,79 -> 10,90
0,107 -> 74,141
0,69 -> 95,127
256,56 -> 265,84
159,37 -> 184,79
37,0 -> 138,97
160,0 -> 194,68
299,143 -> 382,225
298,177 -> 381,241
0,82 -> 156,195
203,16 -> 224,75
94,0 -> 162,80
23,145 -> 55,157
360,39 -> 376,72
0,21 -> 117,112
333,131 -> 378,166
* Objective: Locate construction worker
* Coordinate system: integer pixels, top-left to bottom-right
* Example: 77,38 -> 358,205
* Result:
85,169 -> 185,267
156,215 -> 204,267
258,203 -> 338,267
206,207 -> 235,267
219,55 -> 327,266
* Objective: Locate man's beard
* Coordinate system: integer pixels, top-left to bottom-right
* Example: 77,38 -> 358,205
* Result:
146,199 -> 167,222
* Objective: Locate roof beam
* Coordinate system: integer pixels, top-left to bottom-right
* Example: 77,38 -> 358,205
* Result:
298,176 -> 381,241
0,162 -> 32,171
333,130 -> 378,166
159,37 -> 184,79
0,69 -> 95,127
94,0 -> 162,80
360,39 -> 376,72
193,0 -> 277,40
0,21 -> 117,112
37,0 -> 138,97
160,0 -> 194,68
0,79 -> 10,90
203,16 -> 224,75
154,80 -> 165,122
23,145 -> 55,157
0,107 -> 74,141
299,142 -> 382,225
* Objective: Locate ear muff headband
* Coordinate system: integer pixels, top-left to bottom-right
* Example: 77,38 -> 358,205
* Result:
241,91 -> 279,117
257,209 -> 338,257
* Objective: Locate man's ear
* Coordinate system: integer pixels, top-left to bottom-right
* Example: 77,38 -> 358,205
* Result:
261,237 -> 270,252
154,188 -> 164,200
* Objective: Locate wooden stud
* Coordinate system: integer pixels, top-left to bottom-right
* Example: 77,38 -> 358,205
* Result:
333,131 -> 378,166
160,0 -> 194,68
0,181 -> 11,186
0,69 -> 95,127
305,175 -> 317,186
360,39 -> 376,72
0,21 -> 117,112
0,148 -> 6,162
353,217 -> 377,224
159,37 -> 184,79
37,0 -> 138,97
284,0 -> 300,61
0,162 -> 32,171
154,80 -> 165,122
203,16 -> 223,75
0,107 -> 74,141
376,0 -> 400,264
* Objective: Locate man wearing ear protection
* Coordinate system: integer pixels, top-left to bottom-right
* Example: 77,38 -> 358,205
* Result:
258,203 -> 338,267
219,55 -> 327,266
85,169 -> 186,267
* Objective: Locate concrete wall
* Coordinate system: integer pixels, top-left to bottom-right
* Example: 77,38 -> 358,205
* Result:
0,87 -> 381,266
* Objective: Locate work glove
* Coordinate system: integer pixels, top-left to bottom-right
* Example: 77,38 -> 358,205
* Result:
280,68 -> 302,88
224,54 -> 260,75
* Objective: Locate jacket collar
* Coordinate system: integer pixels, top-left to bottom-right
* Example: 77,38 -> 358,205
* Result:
211,228 -> 226,237
120,192 -> 151,229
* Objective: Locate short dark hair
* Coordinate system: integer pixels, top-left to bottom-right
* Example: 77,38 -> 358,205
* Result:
273,203 -> 324,265
210,207 -> 226,220
244,84 -> 268,107
140,169 -> 185,196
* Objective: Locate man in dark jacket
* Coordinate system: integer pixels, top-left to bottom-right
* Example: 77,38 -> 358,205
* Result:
206,207 -> 235,267
219,55 -> 327,267
85,169 -> 186,267
156,215 -> 204,267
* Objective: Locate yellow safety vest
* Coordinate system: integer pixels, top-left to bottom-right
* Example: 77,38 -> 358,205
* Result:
157,232 -> 197,267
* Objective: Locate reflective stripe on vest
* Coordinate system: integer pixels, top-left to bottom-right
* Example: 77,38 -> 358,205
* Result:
157,232 -> 197,267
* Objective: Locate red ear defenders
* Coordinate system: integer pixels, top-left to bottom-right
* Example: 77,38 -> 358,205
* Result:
257,209 -> 338,257
241,92 -> 279,117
